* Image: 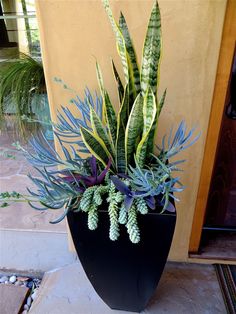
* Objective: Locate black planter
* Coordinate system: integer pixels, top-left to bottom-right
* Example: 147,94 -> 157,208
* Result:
67,209 -> 176,312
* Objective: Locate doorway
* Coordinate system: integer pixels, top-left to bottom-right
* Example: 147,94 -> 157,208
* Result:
199,51 -> 236,260
189,0 -> 236,259
205,51 -> 236,230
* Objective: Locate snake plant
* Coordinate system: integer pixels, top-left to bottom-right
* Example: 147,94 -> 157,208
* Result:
57,0 -> 165,172
0,1 -> 199,243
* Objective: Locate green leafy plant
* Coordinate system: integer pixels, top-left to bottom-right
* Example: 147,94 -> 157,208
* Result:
0,53 -> 46,135
0,0 -> 199,243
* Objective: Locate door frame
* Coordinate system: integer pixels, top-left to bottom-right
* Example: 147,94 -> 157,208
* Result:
189,0 -> 236,253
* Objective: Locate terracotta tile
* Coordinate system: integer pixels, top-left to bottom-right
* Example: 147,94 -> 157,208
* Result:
0,284 -> 29,314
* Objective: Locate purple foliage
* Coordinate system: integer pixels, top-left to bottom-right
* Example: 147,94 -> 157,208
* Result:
63,157 -> 111,187
111,176 -> 156,211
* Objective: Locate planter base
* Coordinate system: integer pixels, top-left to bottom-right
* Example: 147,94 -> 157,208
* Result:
67,210 -> 176,312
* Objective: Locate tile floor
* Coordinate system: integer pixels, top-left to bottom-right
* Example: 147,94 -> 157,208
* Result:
0,130 -> 76,272
29,262 -> 227,314
0,130 -> 66,232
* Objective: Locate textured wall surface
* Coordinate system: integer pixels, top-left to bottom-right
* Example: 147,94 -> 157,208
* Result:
35,0 -> 227,261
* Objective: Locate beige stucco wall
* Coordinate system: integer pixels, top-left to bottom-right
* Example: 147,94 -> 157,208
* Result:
35,0 -> 227,261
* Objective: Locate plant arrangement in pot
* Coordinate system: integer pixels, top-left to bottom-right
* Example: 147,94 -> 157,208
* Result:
0,0 -> 199,312
0,53 -> 52,138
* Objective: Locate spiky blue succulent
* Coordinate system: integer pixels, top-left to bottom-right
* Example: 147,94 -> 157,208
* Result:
55,88 -> 103,154
157,120 -> 200,162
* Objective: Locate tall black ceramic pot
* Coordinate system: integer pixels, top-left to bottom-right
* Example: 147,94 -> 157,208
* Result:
67,208 -> 176,313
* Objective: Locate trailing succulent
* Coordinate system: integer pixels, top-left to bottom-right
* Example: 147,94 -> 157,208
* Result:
0,0 -> 199,243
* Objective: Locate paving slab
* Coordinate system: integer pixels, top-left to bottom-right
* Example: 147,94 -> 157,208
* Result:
0,131 -> 66,232
0,284 -> 29,314
0,130 -> 76,272
29,262 -> 226,314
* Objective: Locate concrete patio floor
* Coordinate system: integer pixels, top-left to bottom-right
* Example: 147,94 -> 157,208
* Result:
29,261 -> 226,314
0,130 -> 76,272
0,130 -> 66,232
